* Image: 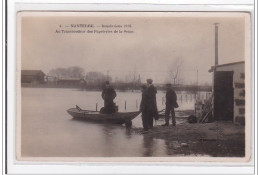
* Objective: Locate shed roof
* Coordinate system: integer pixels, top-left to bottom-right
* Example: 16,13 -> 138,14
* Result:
21,70 -> 46,76
208,61 -> 245,72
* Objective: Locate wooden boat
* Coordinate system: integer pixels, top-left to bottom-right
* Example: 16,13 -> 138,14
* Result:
67,106 -> 141,126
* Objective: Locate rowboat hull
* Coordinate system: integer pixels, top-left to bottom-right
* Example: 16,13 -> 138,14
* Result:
67,108 -> 141,124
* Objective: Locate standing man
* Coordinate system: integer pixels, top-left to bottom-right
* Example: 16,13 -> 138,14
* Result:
101,81 -> 117,114
140,85 -> 149,132
146,79 -> 158,129
162,83 -> 178,126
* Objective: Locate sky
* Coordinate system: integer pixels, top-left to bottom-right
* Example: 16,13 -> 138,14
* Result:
20,12 -> 248,85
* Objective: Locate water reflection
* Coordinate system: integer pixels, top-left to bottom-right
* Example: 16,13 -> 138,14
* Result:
102,125 -> 115,156
125,128 -> 132,139
22,88 -> 210,157
142,134 -> 155,157
70,117 -> 177,157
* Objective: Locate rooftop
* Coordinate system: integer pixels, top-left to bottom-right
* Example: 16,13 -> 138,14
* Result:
21,70 -> 45,76
208,61 -> 245,72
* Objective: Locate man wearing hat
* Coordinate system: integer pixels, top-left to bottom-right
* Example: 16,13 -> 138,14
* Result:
146,79 -> 159,129
140,84 -> 149,132
101,81 -> 117,114
162,83 -> 178,126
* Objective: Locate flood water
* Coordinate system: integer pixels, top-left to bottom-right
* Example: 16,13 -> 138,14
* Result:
21,88 -> 210,157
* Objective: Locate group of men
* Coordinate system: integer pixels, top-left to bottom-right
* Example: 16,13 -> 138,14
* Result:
101,79 -> 178,132
140,79 -> 178,132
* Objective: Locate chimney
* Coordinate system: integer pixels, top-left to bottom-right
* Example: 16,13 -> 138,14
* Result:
214,23 -> 219,66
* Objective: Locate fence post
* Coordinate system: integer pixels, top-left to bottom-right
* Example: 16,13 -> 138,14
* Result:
125,101 -> 127,110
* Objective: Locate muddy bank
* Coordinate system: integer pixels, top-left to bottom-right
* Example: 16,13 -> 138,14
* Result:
131,121 -> 245,157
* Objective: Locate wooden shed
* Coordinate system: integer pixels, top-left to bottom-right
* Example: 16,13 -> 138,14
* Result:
21,70 -> 46,84
209,61 -> 245,125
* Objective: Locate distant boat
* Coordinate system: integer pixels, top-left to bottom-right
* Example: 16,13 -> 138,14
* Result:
67,106 -> 141,127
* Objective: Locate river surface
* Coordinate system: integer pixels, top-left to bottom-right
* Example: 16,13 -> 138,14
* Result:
21,88 -> 210,157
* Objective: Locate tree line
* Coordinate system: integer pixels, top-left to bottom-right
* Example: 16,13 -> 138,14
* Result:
47,57 -> 211,91
48,66 -> 141,91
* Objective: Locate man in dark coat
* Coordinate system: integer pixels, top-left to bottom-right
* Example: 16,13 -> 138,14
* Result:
101,81 -> 117,114
162,83 -> 178,126
146,79 -> 158,129
140,85 -> 149,132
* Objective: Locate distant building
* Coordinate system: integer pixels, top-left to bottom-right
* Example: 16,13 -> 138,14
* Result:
57,78 -> 85,88
209,61 -> 245,125
21,70 -> 46,84
45,75 -> 57,83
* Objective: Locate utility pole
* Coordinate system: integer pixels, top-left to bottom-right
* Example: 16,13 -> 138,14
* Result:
213,23 -> 219,120
197,69 -> 199,91
134,66 -> 137,91
107,70 -> 109,81
197,70 -> 198,86
214,23 -> 219,67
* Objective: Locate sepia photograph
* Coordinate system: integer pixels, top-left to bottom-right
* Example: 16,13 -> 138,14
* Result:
16,12 -> 251,161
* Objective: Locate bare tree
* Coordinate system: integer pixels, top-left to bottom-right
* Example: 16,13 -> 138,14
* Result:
124,66 -> 141,91
49,68 -> 67,78
49,66 -> 85,78
168,57 -> 184,85
67,66 -> 85,78
85,72 -> 112,83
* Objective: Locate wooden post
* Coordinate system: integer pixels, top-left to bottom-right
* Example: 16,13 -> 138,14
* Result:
96,103 -> 98,111
125,101 -> 127,110
136,99 -> 138,109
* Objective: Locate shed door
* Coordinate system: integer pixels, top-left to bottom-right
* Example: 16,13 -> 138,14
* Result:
214,71 -> 234,121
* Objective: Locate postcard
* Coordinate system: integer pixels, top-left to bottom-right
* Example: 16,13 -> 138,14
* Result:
16,12 -> 251,162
